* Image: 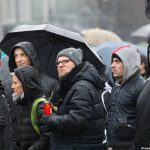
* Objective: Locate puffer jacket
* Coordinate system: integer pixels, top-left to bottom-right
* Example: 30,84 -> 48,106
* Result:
7,42 -> 59,147
135,78 -> 150,149
107,73 -> 145,147
43,62 -> 107,150
0,81 -> 13,150
14,66 -> 50,150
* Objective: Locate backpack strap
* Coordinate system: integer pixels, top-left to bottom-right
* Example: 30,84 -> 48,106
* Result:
31,97 -> 48,134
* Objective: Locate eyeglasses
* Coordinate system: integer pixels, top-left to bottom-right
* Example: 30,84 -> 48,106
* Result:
56,59 -> 71,66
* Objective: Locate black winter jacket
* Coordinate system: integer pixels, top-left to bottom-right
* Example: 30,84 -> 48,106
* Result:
14,66 -> 50,150
107,73 -> 145,148
135,79 -> 150,149
0,82 -> 13,150
44,62 -> 106,150
16,103 -> 49,150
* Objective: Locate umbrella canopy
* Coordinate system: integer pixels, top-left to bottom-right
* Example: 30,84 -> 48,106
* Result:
81,28 -> 122,46
0,24 -> 105,79
131,24 -> 150,38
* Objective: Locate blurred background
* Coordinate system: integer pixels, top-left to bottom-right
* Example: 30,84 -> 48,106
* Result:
0,0 -> 149,44
0,0 -> 150,83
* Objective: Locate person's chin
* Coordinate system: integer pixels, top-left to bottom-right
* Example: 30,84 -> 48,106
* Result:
59,75 -> 65,80
12,93 -> 24,104
18,64 -> 26,67
113,74 -> 117,77
58,73 -> 67,80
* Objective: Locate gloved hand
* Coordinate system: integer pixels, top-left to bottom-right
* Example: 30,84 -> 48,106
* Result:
37,115 -> 51,126
39,124 -> 50,133
35,115 -> 49,126
35,115 -> 52,133
37,114 -> 58,131
0,113 -> 5,129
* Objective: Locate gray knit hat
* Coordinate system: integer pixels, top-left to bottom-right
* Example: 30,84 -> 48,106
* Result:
56,47 -> 83,65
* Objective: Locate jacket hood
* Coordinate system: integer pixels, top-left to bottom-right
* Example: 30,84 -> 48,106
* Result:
112,44 -> 141,84
9,41 -> 40,72
14,66 -> 44,105
72,62 -> 105,90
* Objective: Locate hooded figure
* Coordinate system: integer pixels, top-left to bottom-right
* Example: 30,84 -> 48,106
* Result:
11,65 -> 49,150
9,41 -> 59,102
39,47 -> 107,150
8,42 -> 59,145
106,45 -> 145,150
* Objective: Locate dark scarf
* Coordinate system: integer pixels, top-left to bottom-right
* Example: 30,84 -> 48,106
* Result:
59,63 -> 84,99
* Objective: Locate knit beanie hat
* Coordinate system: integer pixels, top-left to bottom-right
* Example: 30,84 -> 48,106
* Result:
56,47 -> 83,65
112,54 -> 122,62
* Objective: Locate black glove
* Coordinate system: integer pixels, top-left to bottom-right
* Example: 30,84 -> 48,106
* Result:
35,115 -> 51,133
36,115 -> 51,126
39,124 -> 50,133
38,115 -> 58,131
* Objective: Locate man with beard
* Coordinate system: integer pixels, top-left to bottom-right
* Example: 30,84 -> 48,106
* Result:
39,47 -> 107,150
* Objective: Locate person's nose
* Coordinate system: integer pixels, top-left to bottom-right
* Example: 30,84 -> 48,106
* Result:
111,61 -> 115,68
16,55 -> 22,62
11,83 -> 15,90
58,62 -> 64,68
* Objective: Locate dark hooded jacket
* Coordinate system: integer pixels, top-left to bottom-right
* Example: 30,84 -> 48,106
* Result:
42,61 -> 106,150
135,79 -> 150,149
8,42 -> 59,144
14,66 -> 49,150
0,81 -> 13,150
106,45 -> 145,148
9,41 -> 59,102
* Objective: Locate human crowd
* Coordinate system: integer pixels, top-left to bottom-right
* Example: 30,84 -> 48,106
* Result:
0,41 -> 150,150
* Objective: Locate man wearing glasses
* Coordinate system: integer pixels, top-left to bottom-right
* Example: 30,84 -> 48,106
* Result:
39,47 -> 107,150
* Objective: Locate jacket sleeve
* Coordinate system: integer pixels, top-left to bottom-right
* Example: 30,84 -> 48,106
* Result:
105,89 -> 116,147
43,85 -> 93,135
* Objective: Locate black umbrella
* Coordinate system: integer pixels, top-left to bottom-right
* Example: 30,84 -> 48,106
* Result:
0,24 -> 105,79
